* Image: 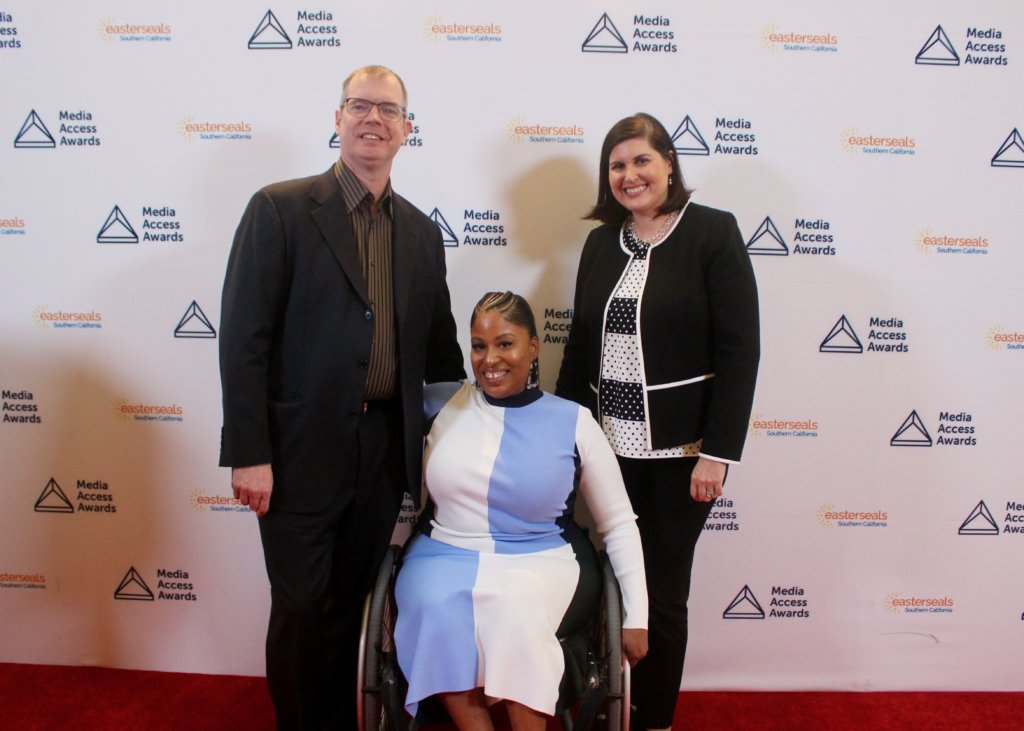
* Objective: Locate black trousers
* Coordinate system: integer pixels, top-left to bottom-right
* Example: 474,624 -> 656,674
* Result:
618,456 -> 717,730
258,400 -> 406,731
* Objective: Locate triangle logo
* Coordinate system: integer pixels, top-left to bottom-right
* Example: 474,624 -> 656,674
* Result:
174,301 -> 217,338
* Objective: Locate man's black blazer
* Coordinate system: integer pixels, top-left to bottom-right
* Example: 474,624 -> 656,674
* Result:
219,166 -> 465,512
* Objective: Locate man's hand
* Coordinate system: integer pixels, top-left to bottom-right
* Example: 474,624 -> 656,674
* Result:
232,464 -> 273,517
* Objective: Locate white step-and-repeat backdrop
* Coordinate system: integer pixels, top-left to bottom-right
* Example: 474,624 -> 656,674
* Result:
2,1 -> 1022,690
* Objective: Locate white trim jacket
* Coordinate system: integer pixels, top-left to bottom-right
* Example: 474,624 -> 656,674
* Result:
556,202 -> 760,463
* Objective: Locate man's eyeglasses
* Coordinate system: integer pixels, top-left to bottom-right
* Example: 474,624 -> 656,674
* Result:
342,97 -> 406,123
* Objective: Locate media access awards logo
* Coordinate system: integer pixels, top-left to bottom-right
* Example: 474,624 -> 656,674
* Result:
427,206 -> 507,248
991,129 -> 1024,168
723,585 -> 810,619
890,410 -> 977,448
671,114 -> 759,157
915,25 -> 959,65
582,13 -> 627,53
986,325 -> 1024,351
761,24 -> 838,54
749,215 -> 837,257
34,477 -> 117,514
506,116 -> 584,145
247,9 -> 339,49
914,24 -> 1009,67
97,16 -> 172,43
429,208 -> 460,248
959,500 -> 999,536
841,127 -> 916,156
115,566 -> 198,602
13,110 -> 53,148
13,109 -> 102,148
2,387 -> 41,425
999,500 -> 1024,535
819,315 -> 909,354
580,12 -> 677,54
174,301 -> 216,338
0,11 -> 22,49
885,591 -> 954,615
422,15 -> 502,43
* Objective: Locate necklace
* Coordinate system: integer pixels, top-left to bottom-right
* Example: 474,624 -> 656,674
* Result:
626,210 -> 678,245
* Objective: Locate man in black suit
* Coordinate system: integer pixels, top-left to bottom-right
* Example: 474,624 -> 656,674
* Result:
219,65 -> 465,730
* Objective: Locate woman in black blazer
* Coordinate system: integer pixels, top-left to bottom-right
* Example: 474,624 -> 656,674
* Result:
556,113 -> 759,731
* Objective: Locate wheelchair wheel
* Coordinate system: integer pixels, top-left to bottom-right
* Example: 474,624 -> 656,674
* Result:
596,554 -> 626,731
358,545 -> 408,731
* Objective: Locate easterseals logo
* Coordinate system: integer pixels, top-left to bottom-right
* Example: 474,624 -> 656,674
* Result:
986,326 -> 1024,351
761,24 -> 838,54
32,305 -> 102,330
189,489 -> 247,513
178,116 -> 253,142
0,571 -> 46,590
113,398 -> 184,423
506,117 -> 584,145
97,16 -> 172,43
885,591 -> 954,615
991,129 -> 1024,168
842,127 -> 916,156
1,216 -> 26,235
915,228 -> 989,256
817,503 -> 888,528
423,15 -> 502,43
748,412 -> 819,439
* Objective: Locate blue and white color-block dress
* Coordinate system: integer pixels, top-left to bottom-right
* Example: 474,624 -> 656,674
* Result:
394,381 -> 647,716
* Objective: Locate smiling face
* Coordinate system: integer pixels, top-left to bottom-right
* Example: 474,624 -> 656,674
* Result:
334,71 -> 412,179
470,309 -> 539,399
607,137 -> 673,221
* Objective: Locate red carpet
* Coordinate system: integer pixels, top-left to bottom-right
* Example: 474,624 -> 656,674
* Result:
2,663 -> 1021,729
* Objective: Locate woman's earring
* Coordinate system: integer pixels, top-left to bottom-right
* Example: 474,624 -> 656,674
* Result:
668,175 -> 673,187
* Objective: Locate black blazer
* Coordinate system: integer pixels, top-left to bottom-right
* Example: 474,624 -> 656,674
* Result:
556,202 -> 759,463
219,167 -> 465,512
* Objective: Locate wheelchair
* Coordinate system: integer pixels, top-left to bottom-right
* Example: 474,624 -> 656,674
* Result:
357,541 -> 630,731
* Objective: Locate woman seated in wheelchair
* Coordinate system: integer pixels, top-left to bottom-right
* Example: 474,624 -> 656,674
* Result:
395,291 -> 648,730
